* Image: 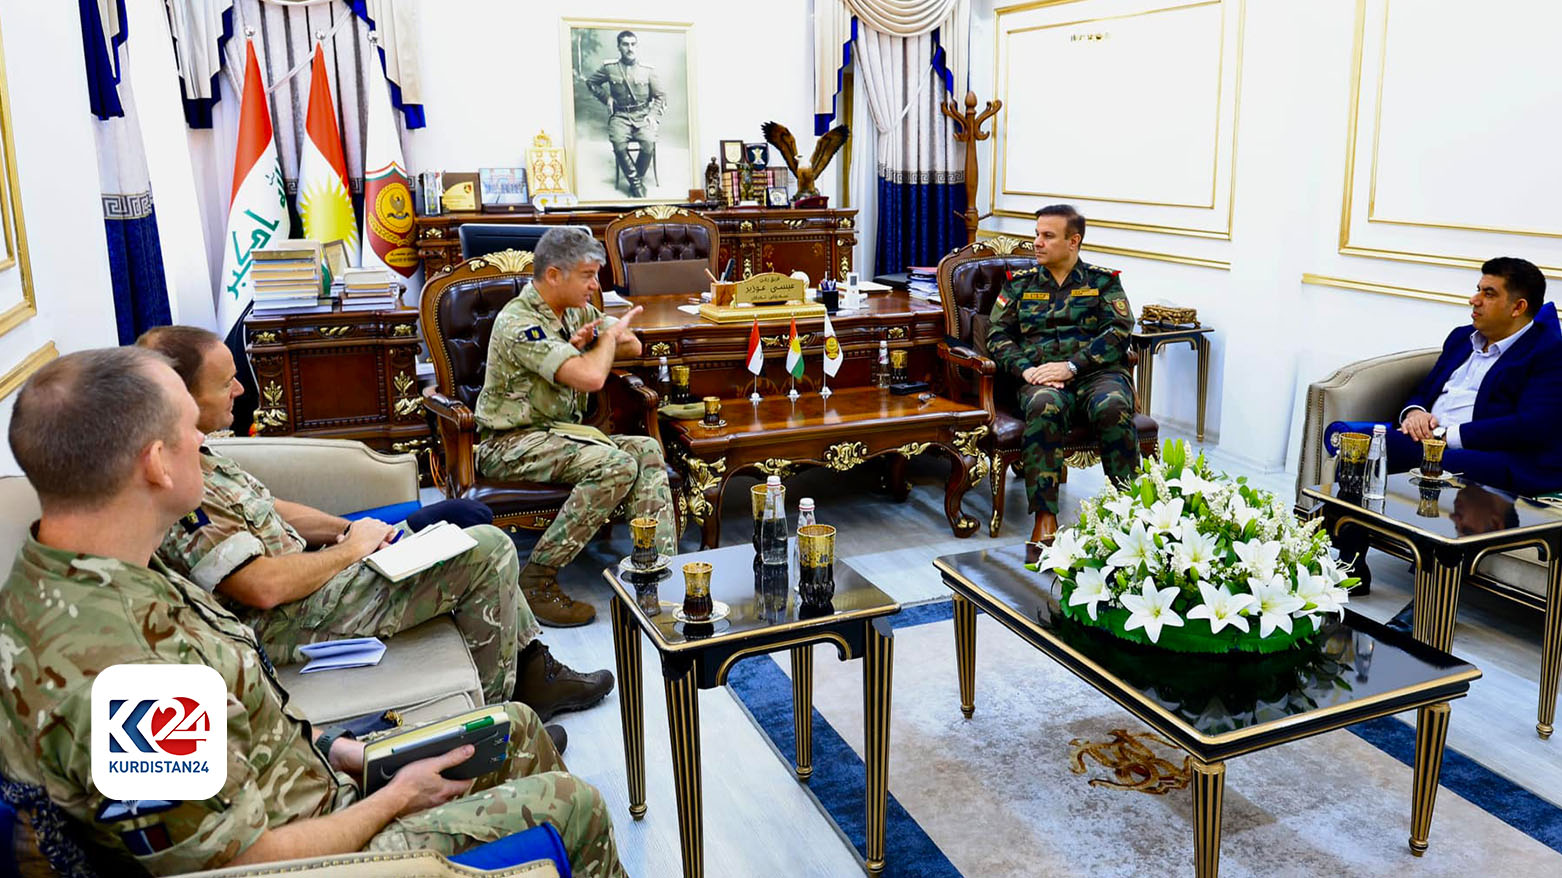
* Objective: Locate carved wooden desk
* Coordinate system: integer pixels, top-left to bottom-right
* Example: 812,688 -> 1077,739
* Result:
667,387 -> 991,548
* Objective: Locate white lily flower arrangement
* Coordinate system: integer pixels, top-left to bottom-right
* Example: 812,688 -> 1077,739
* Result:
1037,440 -> 1356,653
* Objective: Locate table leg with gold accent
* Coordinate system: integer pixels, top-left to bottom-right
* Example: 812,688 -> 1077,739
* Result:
791,645 -> 814,781
1412,546 -> 1465,654
1409,702 -> 1452,856
1194,333 -> 1210,442
1537,538 -> 1561,739
663,658 -> 703,878
862,617 -> 894,877
952,593 -> 978,719
1189,757 -> 1226,878
610,596 -> 648,819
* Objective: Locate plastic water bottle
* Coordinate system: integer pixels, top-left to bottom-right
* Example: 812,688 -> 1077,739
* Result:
760,476 -> 789,565
656,356 -> 672,401
792,498 -> 816,581
875,341 -> 891,388
1364,424 -> 1387,500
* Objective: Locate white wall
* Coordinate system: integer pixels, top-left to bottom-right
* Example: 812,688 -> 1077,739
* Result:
975,0 -> 1554,473
0,2 -> 121,475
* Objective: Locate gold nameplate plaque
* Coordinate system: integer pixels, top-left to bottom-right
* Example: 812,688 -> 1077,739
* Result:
700,271 -> 824,322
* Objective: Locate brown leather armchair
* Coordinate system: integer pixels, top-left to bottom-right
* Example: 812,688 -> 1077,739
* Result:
419,249 -> 682,535
604,205 -> 720,292
936,238 -> 1160,536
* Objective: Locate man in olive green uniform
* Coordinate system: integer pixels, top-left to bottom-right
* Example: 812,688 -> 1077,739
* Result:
476,226 -> 677,625
586,29 -> 666,197
986,204 -> 1139,560
0,348 -> 626,876
138,325 -> 611,720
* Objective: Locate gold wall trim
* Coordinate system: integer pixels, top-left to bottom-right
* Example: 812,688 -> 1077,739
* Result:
0,341 -> 56,400
992,0 -> 1243,238
1338,245 -> 1562,281
1300,273 -> 1465,307
977,230 -> 1229,270
0,15 -> 35,341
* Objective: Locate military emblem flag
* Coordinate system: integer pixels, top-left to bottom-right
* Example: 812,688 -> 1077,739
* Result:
821,313 -> 842,377
360,65 -> 416,277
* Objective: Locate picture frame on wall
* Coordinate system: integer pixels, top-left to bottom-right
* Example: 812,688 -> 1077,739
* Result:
719,139 -> 744,169
561,19 -> 698,204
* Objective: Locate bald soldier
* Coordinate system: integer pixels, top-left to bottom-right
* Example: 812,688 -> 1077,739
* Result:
475,227 -> 677,625
0,348 -> 626,876
138,325 -> 611,723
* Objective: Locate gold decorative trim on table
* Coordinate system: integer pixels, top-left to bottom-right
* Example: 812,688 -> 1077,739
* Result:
648,341 -> 673,357
886,327 -> 907,340
250,329 -> 279,345
822,441 -> 869,471
390,324 -> 417,337
1069,729 -> 1192,795
253,382 -> 289,431
681,454 -> 726,526
752,458 -> 796,478
318,325 -> 352,338
952,425 -> 991,484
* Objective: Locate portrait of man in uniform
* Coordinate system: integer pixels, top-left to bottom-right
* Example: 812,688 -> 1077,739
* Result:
564,20 -> 697,203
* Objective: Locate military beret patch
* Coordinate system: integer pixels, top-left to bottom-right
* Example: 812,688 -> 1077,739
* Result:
180,508 -> 210,533
521,325 -> 546,342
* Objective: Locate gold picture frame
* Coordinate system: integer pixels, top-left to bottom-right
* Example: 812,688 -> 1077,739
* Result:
0,14 -> 35,339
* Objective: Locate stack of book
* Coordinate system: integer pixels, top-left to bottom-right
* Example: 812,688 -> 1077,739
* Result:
251,242 -> 328,315
338,267 -> 399,312
907,266 -> 939,300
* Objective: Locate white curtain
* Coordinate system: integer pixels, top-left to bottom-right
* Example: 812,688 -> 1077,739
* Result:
814,0 -> 968,125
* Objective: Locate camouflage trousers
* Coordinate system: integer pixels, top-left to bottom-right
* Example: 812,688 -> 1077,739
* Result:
247,524 -> 538,705
477,430 -> 677,568
362,702 -> 627,878
1018,370 -> 1139,515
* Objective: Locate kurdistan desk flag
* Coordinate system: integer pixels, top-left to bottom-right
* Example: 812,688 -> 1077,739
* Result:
785,318 -> 804,378
360,62 -> 416,278
298,43 -> 358,263
217,39 -> 289,335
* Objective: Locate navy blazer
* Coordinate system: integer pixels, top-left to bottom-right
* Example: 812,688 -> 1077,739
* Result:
1403,317 -> 1562,491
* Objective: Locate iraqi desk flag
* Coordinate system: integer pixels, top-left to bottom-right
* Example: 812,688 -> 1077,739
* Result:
217,40 -> 288,335
360,65 -> 416,278
821,314 -> 843,377
298,44 -> 358,262
785,318 -> 804,379
746,319 -> 764,375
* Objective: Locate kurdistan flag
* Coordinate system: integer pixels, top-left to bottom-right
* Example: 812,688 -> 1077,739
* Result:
360,61 -> 416,277
785,318 -> 804,379
298,43 -> 358,261
217,39 -> 288,335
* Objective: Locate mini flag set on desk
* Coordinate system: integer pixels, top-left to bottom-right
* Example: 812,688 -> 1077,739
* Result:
742,316 -> 848,400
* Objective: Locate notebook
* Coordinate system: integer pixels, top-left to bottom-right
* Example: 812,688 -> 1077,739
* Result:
364,521 -> 479,582
625,259 -> 710,295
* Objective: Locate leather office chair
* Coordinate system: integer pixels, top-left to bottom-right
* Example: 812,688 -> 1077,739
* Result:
604,205 -> 720,293
419,249 -> 683,536
936,237 -> 1160,536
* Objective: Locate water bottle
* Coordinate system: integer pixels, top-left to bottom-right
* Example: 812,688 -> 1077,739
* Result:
875,341 -> 891,388
760,476 -> 789,565
1364,424 -> 1387,500
656,355 -> 672,402
792,498 -> 816,584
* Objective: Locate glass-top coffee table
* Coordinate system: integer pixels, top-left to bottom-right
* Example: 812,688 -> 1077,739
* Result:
604,543 -> 901,877
1303,471 -> 1562,738
936,543 -> 1480,878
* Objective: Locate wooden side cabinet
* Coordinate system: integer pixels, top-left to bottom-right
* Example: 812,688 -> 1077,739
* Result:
243,307 -> 432,462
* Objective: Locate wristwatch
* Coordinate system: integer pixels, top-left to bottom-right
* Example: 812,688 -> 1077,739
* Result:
314,727 -> 356,759
1431,426 -> 1447,440
1066,361 -> 1079,376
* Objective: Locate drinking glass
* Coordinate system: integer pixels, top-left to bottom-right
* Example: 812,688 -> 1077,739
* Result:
797,524 -> 837,606
682,562 -> 713,621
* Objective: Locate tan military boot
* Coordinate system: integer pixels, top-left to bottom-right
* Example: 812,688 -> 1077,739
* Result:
518,561 -> 597,627
515,641 -> 615,722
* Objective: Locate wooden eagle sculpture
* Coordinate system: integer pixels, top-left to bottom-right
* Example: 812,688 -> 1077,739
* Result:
761,121 -> 850,201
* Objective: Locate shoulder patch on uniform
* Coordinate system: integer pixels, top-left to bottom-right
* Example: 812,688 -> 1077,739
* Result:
1011,267 -> 1037,278
521,325 -> 547,342
179,508 -> 210,534
97,800 -> 178,823
1111,298 -> 1131,317
1089,263 -> 1121,277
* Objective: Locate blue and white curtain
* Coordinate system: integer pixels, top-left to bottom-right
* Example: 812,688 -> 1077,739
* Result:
80,0 -> 172,344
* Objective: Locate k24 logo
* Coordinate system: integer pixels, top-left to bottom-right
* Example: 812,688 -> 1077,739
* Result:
92,665 -> 227,800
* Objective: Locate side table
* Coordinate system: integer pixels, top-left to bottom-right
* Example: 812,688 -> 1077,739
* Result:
1132,324 -> 1213,442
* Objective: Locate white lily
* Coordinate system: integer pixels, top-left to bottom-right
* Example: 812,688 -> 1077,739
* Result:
1119,577 -> 1185,644
1185,583 -> 1254,634
1103,495 -> 1135,521
1167,468 -> 1217,497
1068,566 -> 1113,621
1232,538 -> 1283,583
1248,577 -> 1306,638
1106,521 -> 1162,572
1144,498 -> 1185,536
1230,497 -> 1262,534
1038,529 -> 1087,574
1294,565 -> 1348,617
1171,529 -> 1219,580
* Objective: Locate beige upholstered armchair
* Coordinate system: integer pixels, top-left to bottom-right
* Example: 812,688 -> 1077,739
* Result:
1295,350 -> 1550,609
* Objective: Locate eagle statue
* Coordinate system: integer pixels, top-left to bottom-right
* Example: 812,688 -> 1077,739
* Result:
761,121 -> 850,201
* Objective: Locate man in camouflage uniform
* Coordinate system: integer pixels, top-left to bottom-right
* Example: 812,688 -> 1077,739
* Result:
138,326 -> 612,722
0,348 -> 626,876
986,204 -> 1139,562
586,29 -> 666,197
476,226 -> 678,626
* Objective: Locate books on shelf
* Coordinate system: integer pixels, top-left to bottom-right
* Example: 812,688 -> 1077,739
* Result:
251,241 -> 325,313
906,265 -> 939,300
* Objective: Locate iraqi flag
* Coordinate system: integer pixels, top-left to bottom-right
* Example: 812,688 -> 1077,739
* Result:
298,43 -> 358,262
785,318 -> 804,379
746,319 -> 764,375
360,64 -> 416,277
216,40 -> 288,335
821,313 -> 843,377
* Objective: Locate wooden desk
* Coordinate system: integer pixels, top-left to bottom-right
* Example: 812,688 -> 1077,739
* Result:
667,387 -> 991,548
608,291 -> 947,398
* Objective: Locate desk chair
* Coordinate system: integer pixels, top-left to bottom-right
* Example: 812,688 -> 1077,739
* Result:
936,237 -> 1159,536
604,205 -> 720,293
419,249 -> 682,536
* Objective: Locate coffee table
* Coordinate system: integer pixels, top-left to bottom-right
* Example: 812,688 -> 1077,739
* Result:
1303,472 -> 1562,739
604,544 -> 900,877
935,544 -> 1480,878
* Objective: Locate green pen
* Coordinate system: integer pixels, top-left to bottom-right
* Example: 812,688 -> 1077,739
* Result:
463,716 -> 495,732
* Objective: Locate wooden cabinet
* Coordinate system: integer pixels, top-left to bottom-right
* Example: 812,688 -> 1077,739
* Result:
413,207 -> 857,283
243,307 -> 431,461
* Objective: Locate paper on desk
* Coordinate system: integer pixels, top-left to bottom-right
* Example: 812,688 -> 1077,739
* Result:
602,289 -> 631,307
298,637 -> 387,673
677,304 -> 702,315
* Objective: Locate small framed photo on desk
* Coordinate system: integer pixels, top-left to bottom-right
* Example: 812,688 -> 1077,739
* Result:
720,139 -> 744,169
765,186 -> 789,208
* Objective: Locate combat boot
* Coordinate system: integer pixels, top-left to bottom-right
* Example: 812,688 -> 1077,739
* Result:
515,641 -> 615,723
518,561 -> 596,627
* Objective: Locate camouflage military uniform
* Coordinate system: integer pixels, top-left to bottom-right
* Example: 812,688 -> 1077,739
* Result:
475,280 -> 677,567
0,535 -> 626,876
985,260 -> 1139,515
585,58 -> 665,195
155,447 -> 538,705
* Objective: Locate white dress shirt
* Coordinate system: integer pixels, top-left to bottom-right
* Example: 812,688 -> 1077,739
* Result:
1404,320 -> 1533,448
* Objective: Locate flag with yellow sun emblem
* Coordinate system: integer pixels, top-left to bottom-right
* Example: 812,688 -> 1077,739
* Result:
297,43 -> 358,263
